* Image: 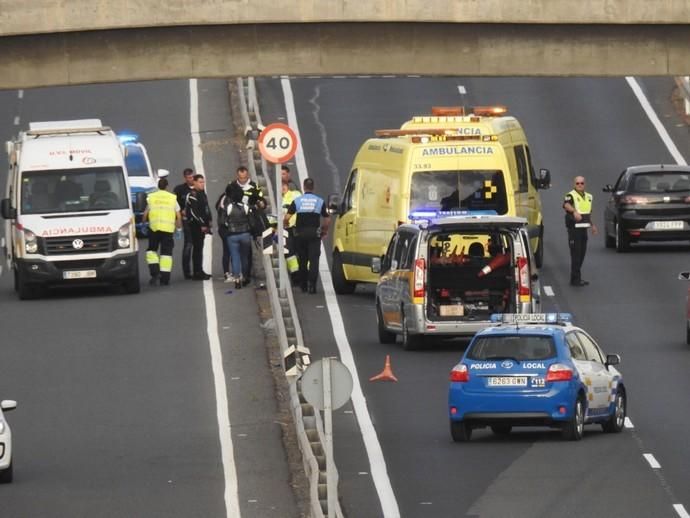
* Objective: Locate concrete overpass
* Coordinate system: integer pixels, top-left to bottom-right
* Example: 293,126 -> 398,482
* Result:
2,0 -> 690,89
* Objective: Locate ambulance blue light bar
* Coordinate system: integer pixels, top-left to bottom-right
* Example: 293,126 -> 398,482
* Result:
490,313 -> 573,325
118,132 -> 139,144
409,209 -> 498,220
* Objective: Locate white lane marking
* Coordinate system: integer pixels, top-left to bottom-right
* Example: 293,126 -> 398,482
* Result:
17,90 -> 23,99
543,285 -> 554,297
626,77 -> 687,166
190,78 -> 240,518
13,116 -> 19,125
643,453 -> 661,469
624,417 -> 634,429
457,85 -> 467,95
674,504 -> 690,518
281,76 -> 401,518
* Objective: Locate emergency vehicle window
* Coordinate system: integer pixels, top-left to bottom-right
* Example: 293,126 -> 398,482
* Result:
342,169 -> 358,213
409,170 -> 508,215
393,231 -> 415,270
575,332 -> 604,363
525,146 -> 538,188
124,144 -> 151,177
468,336 -> 556,361
565,333 -> 586,361
514,145 -> 528,193
381,233 -> 397,272
401,235 -> 418,270
21,167 -> 129,214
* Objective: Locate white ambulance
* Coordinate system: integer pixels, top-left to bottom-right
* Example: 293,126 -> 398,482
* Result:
1,119 -> 142,299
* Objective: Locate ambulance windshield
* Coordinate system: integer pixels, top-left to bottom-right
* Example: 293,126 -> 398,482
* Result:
21,167 -> 129,214
409,170 -> 508,214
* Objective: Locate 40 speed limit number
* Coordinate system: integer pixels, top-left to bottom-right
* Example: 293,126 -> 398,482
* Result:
258,123 -> 298,163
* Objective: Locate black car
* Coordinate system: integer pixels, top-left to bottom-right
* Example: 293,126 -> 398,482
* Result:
603,164 -> 690,252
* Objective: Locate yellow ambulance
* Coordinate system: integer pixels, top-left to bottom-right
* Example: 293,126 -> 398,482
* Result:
329,106 -> 550,294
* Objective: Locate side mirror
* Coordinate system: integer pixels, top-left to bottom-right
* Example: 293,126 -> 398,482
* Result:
537,168 -> 551,189
0,198 -> 16,220
371,257 -> 381,274
603,184 -> 614,193
605,354 -> 620,367
1,400 -> 17,411
679,271 -> 690,281
327,193 -> 341,215
134,192 -> 147,213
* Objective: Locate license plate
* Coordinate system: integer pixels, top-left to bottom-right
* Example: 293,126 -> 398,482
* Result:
652,220 -> 684,230
487,376 -> 528,387
63,270 -> 97,280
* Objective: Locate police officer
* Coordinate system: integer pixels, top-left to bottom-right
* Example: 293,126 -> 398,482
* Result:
143,171 -> 182,286
284,177 -> 330,294
173,168 -> 195,279
563,175 -> 598,287
185,174 -> 213,280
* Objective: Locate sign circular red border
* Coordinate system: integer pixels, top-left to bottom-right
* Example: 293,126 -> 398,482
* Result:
258,123 -> 298,163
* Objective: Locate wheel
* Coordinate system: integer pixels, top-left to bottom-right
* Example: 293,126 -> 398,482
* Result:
376,303 -> 396,344
534,225 -> 544,268
331,252 -> 356,295
450,420 -> 472,442
17,270 -> 39,300
123,263 -> 140,294
0,462 -> 13,483
562,396 -> 585,441
604,223 -> 615,248
615,222 -> 629,253
401,312 -> 423,351
602,389 -> 626,433
490,425 -> 512,435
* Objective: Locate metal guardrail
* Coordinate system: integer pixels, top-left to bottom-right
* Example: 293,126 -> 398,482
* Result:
237,77 -> 343,518
675,76 -> 690,121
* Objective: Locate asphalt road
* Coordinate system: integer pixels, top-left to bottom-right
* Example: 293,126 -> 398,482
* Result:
0,80 -> 298,517
257,76 -> 690,517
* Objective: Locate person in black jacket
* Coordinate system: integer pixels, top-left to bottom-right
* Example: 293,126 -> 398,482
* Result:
173,168 -> 195,279
222,182 -> 253,289
215,189 -> 232,282
231,166 -> 266,280
185,174 -> 212,280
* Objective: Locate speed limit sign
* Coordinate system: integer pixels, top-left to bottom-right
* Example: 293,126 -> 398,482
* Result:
258,123 -> 298,163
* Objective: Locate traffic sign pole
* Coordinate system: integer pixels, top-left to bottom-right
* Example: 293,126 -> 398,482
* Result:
257,123 -> 298,295
323,357 -> 336,518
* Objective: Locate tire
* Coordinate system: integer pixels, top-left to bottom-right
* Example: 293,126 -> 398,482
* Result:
602,389 -> 626,433
123,263 -> 140,294
331,252 -> 356,295
604,223 -> 615,248
401,312 -> 423,351
615,222 -> 629,253
562,396 -> 585,441
17,270 -> 39,300
376,303 -> 396,344
534,225 -> 544,268
0,462 -> 13,483
450,420 -> 472,442
490,424 -> 512,435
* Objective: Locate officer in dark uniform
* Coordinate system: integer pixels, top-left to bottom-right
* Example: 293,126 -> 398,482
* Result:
284,177 -> 330,294
173,168 -> 195,279
563,175 -> 598,286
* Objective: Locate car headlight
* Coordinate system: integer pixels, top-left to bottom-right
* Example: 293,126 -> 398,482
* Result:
24,228 -> 38,254
118,223 -> 131,249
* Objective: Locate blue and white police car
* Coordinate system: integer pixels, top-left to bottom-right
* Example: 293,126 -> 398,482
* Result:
120,133 -> 163,236
448,313 -> 626,441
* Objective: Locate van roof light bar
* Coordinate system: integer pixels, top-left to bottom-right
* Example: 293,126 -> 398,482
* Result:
489,313 -> 573,326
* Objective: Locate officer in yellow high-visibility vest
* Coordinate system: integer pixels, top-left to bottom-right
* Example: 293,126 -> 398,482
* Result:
282,181 -> 301,275
563,175 -> 598,287
143,170 -> 182,286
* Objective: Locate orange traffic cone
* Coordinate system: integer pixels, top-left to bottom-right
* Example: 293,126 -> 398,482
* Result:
369,355 -> 398,382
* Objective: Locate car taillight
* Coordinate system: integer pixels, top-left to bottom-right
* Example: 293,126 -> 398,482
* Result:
621,195 -> 649,205
546,363 -> 573,382
517,256 -> 530,298
449,364 -> 469,382
413,258 -> 425,298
